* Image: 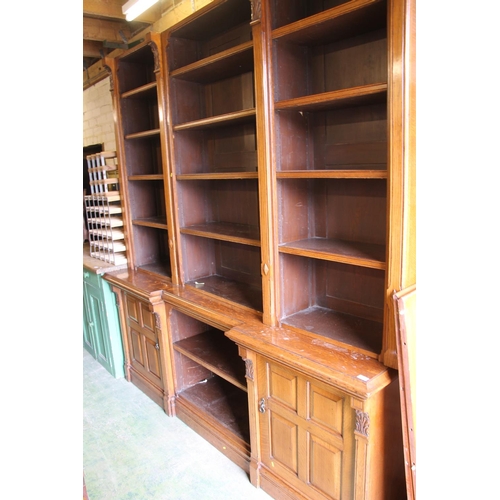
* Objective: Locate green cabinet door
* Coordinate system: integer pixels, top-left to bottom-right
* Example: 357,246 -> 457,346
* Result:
83,269 -> 125,378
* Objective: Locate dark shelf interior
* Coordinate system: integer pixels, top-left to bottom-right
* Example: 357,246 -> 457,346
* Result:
174,329 -> 247,390
178,375 -> 250,444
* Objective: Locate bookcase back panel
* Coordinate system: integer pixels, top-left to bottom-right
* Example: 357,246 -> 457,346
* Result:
167,22 -> 252,73
170,309 -> 213,343
276,103 -> 387,171
279,179 -> 387,245
280,254 -> 384,353
214,240 -> 262,288
124,138 -> 163,176
172,73 -> 254,124
128,181 -> 166,220
314,30 -> 388,93
174,350 -> 214,391
120,98 -> 159,136
207,73 -> 255,116
131,226 -> 171,271
270,0 -> 352,29
181,234 -> 216,280
118,57 -> 156,93
209,124 -> 257,172
318,261 -> 385,319
279,253 -> 385,317
177,179 -> 260,228
174,124 -> 257,174
203,22 -> 252,58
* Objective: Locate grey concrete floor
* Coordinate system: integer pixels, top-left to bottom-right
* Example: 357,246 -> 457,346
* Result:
83,348 -> 273,500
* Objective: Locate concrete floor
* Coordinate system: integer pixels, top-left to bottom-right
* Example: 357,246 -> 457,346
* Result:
83,348 -> 273,499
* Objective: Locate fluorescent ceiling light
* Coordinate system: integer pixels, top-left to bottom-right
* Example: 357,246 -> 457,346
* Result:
122,0 -> 159,21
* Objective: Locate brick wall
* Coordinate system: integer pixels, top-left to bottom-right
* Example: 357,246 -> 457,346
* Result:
83,77 -> 116,151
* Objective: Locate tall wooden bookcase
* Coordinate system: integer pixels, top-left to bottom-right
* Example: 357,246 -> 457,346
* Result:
103,0 -> 415,498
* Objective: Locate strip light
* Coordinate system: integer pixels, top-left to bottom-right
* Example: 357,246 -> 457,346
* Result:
122,0 -> 159,21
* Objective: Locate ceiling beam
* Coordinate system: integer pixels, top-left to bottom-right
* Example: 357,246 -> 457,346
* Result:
83,0 -> 160,24
84,40 -> 109,59
83,17 -> 133,43
83,0 -> 126,19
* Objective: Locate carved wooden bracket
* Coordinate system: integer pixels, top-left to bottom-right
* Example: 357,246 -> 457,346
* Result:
244,358 -> 254,381
154,312 -> 161,331
250,0 -> 261,22
104,65 -> 114,91
149,41 -> 160,73
355,410 -> 370,438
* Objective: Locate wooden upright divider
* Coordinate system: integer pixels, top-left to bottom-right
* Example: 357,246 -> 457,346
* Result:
101,0 -> 415,499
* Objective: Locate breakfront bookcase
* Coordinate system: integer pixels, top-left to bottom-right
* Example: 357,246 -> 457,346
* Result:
102,0 -> 415,498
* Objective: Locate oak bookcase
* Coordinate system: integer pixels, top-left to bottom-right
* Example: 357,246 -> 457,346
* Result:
103,0 -> 415,498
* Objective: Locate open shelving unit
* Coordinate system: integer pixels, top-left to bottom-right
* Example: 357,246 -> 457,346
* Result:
108,32 -> 174,279
170,307 -> 250,467
164,0 -> 262,313
268,0 -> 389,357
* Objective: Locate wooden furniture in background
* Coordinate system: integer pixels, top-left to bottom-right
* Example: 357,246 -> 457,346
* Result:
84,151 -> 127,266
83,256 -> 125,379
394,285 -> 416,500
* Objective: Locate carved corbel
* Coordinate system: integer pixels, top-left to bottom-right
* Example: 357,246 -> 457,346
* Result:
148,41 -> 160,73
355,410 -> 370,438
250,0 -> 261,22
103,65 -> 114,92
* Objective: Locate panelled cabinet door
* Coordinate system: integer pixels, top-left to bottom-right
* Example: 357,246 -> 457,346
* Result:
83,287 -> 96,358
124,293 -> 163,390
257,357 -> 355,500
84,281 -> 114,374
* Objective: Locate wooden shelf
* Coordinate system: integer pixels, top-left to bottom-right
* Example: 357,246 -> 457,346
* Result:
186,275 -> 263,313
178,375 -> 250,444
177,172 -> 258,180
276,169 -> 386,178
128,174 -> 164,181
174,330 -> 247,391
275,83 -> 387,112
282,305 -> 383,357
174,109 -> 256,131
279,237 -> 386,270
121,81 -> 157,99
170,41 -> 254,83
272,0 -> 386,45
132,217 -> 169,230
180,222 -> 260,247
125,129 -> 161,140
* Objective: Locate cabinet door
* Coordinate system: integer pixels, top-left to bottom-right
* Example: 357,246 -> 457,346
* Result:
257,357 -> 355,500
83,286 -> 96,358
123,293 -> 164,391
84,281 -> 114,374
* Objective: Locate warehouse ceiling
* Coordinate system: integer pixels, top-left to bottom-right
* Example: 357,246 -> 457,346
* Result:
83,0 -> 163,70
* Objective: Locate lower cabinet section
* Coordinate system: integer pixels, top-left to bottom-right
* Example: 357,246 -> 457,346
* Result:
105,272 -> 176,416
229,328 -> 407,500
123,293 -> 166,407
83,268 -> 124,378
103,270 -> 406,500
167,307 -> 251,471
258,360 -> 355,500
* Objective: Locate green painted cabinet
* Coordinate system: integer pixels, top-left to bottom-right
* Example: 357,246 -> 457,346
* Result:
83,267 -> 125,378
